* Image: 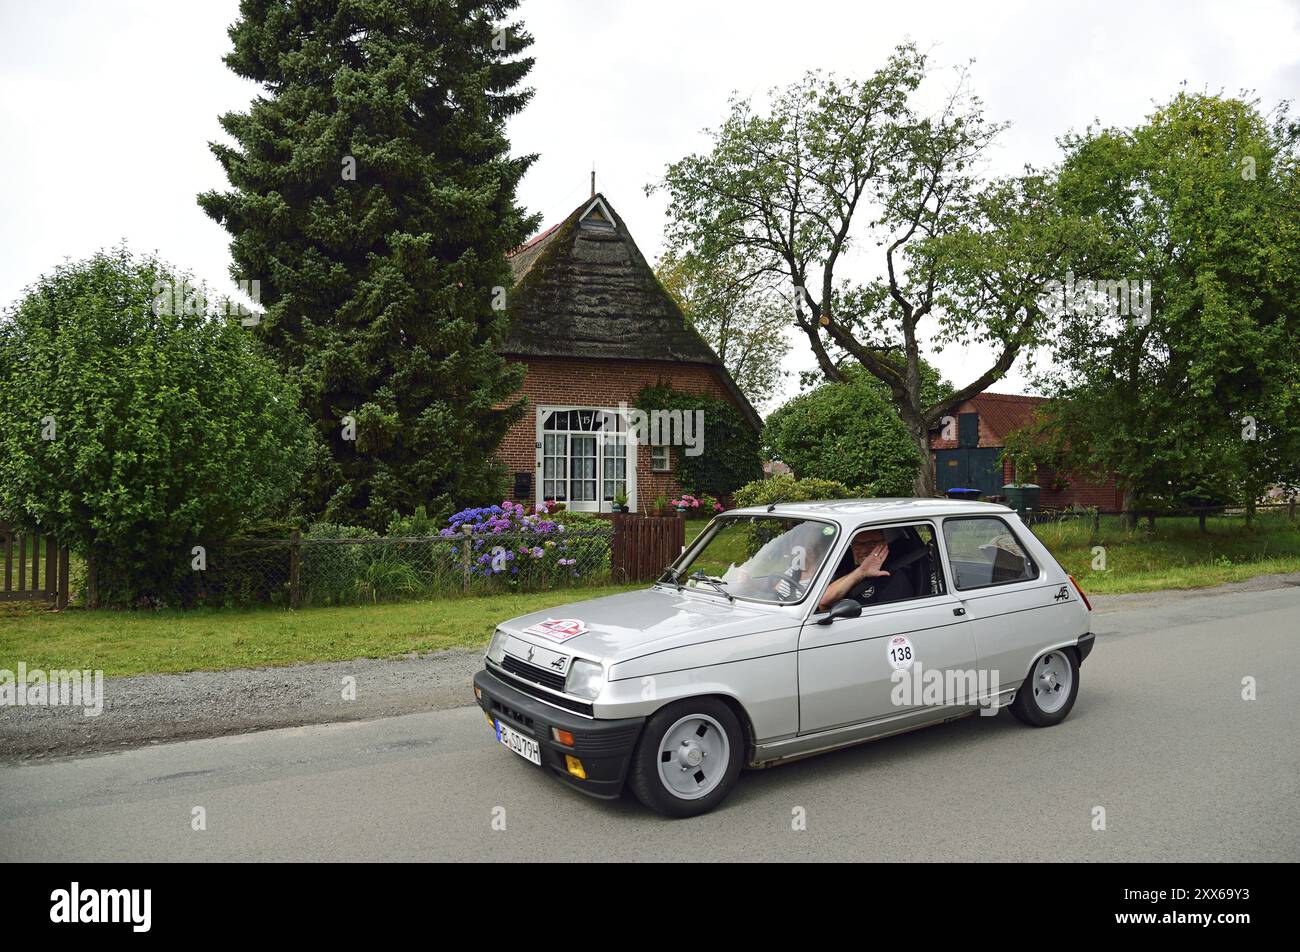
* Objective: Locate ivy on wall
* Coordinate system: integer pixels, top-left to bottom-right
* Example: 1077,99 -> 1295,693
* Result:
636,384 -> 762,497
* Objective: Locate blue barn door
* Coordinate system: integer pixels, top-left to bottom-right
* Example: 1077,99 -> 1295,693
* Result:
935,447 -> 1003,495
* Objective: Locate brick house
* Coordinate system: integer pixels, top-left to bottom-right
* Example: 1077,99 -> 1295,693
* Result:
929,392 -> 1123,509
496,193 -> 761,513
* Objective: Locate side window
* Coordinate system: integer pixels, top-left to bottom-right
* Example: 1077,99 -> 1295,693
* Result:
942,517 -> 1039,590
823,522 -> 946,605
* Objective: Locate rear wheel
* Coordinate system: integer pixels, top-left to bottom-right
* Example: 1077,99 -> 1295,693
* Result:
628,698 -> 744,818
1009,648 -> 1079,727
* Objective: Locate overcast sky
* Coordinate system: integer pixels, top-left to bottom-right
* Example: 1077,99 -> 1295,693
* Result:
3,0 -> 1298,412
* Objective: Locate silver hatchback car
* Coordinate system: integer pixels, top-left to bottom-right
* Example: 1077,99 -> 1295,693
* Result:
473,499 -> 1095,817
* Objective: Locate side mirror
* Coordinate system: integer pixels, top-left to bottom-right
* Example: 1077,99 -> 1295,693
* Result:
816,598 -> 862,625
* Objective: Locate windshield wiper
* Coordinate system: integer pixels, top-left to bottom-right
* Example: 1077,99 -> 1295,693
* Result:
689,571 -> 733,602
658,566 -> 685,590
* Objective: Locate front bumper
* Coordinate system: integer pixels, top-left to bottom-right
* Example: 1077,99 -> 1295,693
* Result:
473,667 -> 645,799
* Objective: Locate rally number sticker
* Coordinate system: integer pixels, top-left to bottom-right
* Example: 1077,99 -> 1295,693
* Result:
522,618 -> 588,642
887,635 -> 915,670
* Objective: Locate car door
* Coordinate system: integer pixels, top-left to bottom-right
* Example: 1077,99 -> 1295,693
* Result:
797,521 -> 978,735
939,514 -> 1064,693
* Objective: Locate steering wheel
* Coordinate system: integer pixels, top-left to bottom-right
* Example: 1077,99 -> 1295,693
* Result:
773,567 -> 807,600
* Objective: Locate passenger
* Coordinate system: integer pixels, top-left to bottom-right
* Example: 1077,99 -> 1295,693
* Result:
818,528 -> 913,611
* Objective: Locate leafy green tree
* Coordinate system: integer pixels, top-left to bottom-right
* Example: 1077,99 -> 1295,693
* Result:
1033,92 -> 1300,516
764,366 -> 948,496
199,0 -> 538,528
652,45 -> 1101,495
0,249 -> 314,606
656,249 -> 790,407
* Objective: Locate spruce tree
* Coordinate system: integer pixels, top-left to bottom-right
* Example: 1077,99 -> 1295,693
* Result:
200,0 -> 537,527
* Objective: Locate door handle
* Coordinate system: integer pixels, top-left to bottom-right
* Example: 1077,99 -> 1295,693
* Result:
953,607 -> 966,616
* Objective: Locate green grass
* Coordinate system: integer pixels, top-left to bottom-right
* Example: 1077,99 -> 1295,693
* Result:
0,583 -> 641,677
1026,511 -> 1300,594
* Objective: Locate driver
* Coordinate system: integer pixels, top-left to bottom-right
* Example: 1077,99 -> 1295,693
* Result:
817,528 -> 913,611
723,521 -> 834,601
772,522 -> 836,600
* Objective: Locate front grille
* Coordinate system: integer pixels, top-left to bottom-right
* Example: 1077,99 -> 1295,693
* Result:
488,663 -> 594,717
528,691 -> 594,717
489,697 -> 536,732
502,654 -> 568,692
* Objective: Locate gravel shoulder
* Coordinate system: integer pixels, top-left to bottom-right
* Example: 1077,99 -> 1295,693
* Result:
0,648 -> 485,763
4,570 -> 1298,764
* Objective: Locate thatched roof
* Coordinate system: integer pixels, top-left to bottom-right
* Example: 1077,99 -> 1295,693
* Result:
504,194 -> 761,431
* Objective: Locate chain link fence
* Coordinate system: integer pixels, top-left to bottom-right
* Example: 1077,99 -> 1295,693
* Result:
1016,500 -> 1297,531
178,526 -> 616,608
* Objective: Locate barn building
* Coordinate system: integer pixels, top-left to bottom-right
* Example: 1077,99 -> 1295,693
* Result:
930,392 -> 1123,509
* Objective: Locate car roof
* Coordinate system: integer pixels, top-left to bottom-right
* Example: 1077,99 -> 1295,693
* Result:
726,497 -> 1015,527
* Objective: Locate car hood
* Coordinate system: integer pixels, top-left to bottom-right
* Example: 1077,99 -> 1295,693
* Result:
499,586 -> 793,662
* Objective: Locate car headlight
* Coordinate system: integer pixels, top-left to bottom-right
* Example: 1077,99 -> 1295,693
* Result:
486,628 -> 508,664
565,659 -> 605,700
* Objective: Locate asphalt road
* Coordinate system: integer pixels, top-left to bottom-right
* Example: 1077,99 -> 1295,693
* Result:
2,585 -> 1297,862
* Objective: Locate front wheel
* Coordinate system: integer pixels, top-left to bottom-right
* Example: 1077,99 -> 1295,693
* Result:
1009,648 -> 1080,727
628,698 -> 744,818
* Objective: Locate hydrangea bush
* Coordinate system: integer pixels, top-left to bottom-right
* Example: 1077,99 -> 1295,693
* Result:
207,501 -> 613,607
442,500 -> 604,585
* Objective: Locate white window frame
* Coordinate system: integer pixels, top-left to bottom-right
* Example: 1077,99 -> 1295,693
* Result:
578,196 -> 616,229
535,406 -> 637,513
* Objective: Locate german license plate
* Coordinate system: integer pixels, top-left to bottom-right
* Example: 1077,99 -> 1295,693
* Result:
495,719 -> 542,765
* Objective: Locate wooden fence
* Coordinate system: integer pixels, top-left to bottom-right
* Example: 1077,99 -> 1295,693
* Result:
0,524 -> 70,607
609,514 -> 686,582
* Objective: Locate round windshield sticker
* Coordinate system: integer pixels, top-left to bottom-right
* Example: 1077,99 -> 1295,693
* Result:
821,525 -> 835,536
887,635 -> 915,670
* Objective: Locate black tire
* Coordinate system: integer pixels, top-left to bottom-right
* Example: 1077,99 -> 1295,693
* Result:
628,697 -> 745,818
1009,647 -> 1080,727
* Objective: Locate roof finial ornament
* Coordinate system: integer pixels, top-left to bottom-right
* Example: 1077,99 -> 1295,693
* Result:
590,164 -> 596,198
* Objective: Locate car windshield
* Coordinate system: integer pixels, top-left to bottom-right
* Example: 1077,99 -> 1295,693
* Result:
665,516 -> 839,604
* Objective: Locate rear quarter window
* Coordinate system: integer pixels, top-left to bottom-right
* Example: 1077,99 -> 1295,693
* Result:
941,516 -> 1039,590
